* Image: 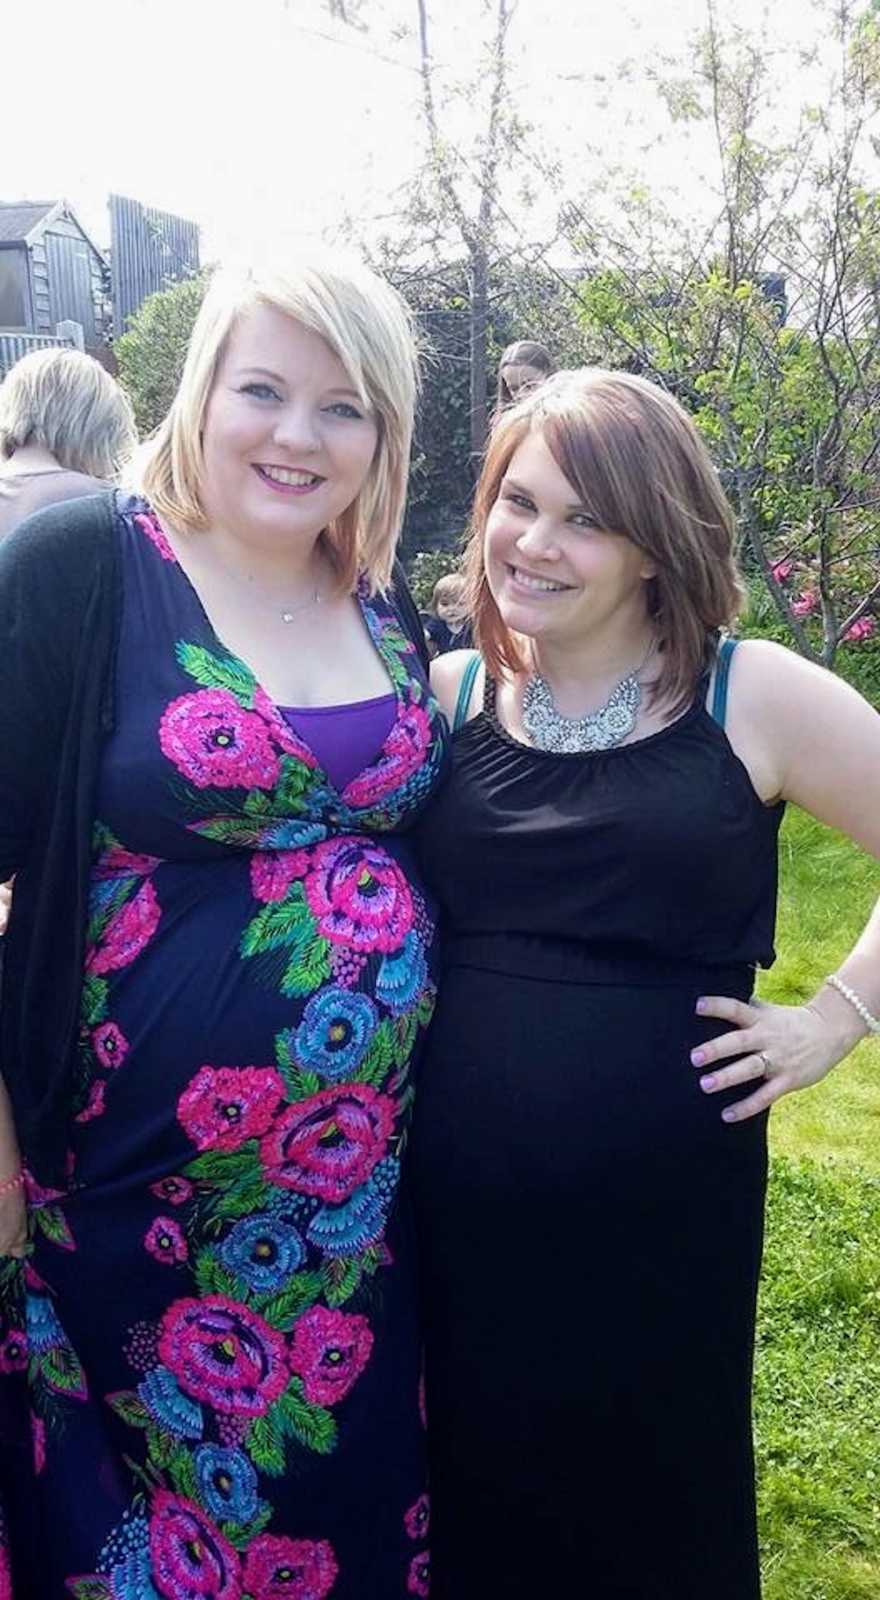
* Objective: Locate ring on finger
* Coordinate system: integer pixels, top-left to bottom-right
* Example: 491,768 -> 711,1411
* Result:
758,1049 -> 773,1074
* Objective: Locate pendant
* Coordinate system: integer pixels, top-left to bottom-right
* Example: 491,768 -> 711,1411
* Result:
281,611 -> 294,624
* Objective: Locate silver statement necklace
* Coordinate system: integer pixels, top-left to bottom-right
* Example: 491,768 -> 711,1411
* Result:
521,638 -> 656,754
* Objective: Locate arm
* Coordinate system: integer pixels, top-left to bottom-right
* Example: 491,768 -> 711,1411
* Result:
694,640 -> 880,1120
0,1079 -> 27,1257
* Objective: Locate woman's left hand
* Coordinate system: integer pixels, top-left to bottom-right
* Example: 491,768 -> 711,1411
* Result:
690,994 -> 856,1122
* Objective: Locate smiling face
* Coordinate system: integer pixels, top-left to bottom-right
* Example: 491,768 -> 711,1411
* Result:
502,362 -> 546,401
200,305 -> 379,554
484,427 -> 657,650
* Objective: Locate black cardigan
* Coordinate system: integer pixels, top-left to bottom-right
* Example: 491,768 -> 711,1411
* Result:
0,491 -> 428,1184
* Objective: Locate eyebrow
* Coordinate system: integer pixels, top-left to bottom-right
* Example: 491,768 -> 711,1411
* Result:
503,476 -> 591,511
235,366 -> 365,401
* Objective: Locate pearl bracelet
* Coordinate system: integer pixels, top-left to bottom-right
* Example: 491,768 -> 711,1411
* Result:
826,974 -> 880,1036
0,1169 -> 24,1198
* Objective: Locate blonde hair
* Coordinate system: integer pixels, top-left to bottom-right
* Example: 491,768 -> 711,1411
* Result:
0,347 -> 136,478
464,368 -> 744,713
138,258 -> 419,593
432,572 -> 465,609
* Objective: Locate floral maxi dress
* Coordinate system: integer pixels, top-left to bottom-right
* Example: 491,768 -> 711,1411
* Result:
0,495 -> 446,1600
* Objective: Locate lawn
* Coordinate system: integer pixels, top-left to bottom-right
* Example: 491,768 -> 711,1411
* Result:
754,807 -> 880,1599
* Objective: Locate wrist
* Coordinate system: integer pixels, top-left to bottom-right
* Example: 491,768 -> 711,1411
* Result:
810,981 -> 874,1052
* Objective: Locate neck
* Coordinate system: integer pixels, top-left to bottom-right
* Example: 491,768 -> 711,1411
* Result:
198,521 -> 329,595
529,613 -> 655,714
1,444 -> 62,475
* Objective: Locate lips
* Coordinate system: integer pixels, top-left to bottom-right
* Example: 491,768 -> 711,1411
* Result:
253,464 -> 325,493
507,564 -> 573,594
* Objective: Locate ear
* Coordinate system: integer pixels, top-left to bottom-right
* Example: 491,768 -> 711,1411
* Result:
639,556 -> 659,581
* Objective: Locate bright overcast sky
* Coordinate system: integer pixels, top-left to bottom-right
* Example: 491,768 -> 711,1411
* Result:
1,0 -> 847,264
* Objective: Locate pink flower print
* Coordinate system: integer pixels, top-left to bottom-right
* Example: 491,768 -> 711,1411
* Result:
304,838 -> 413,953
261,1084 -> 395,1202
159,1296 -> 289,1417
844,615 -> 876,642
407,1551 -> 431,1597
254,687 -> 319,767
0,1541 -> 11,1600
250,849 -> 311,904
149,1489 -> 242,1600
342,702 -> 432,808
134,510 -> 177,562
30,1413 -> 46,1474
150,1175 -> 194,1207
92,1021 -> 129,1070
0,1329 -> 27,1374
159,689 -> 281,790
178,1065 -> 285,1152
792,590 -> 817,618
75,1081 -> 106,1123
145,1215 -> 189,1265
405,1494 -> 430,1542
87,879 -> 161,976
242,1534 -> 338,1600
770,559 -> 793,584
94,844 -> 161,879
288,1306 -> 374,1406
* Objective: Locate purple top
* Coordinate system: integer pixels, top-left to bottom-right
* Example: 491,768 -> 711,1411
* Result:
279,693 -> 397,791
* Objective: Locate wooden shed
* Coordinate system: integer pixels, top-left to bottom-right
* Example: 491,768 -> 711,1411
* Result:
0,200 -> 111,372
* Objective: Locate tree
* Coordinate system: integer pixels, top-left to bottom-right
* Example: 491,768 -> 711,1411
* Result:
115,273 -> 210,436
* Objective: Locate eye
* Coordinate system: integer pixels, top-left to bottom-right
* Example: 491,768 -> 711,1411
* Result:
240,382 -> 281,401
570,511 -> 600,529
324,401 -> 365,420
505,491 -> 536,512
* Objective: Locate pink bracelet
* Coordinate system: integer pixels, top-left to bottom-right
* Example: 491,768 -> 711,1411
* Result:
0,1170 -> 24,1198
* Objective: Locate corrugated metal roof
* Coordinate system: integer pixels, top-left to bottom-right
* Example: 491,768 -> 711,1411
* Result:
0,202 -> 57,243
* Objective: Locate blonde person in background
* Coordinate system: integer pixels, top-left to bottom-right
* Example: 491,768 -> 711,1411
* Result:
0,346 -> 136,538
0,258 -> 445,1597
494,338 -> 553,417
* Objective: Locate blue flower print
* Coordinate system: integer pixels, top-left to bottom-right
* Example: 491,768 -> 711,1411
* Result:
25,1293 -> 65,1355
294,988 -> 378,1081
307,1176 -> 389,1258
376,931 -> 427,1014
138,1365 -> 204,1439
195,1443 -> 259,1523
218,1214 -> 305,1293
98,1509 -> 159,1600
262,819 -> 327,850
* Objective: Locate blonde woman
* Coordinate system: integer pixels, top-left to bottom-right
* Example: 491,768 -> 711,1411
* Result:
411,369 -> 880,1599
0,260 -> 446,1596
0,346 -> 136,537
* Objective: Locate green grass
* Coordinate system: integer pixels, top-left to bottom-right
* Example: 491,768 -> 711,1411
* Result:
753,807 -> 880,1597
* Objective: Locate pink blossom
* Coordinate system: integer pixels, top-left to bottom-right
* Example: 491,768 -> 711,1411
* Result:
150,1175 -> 194,1206
145,1215 -> 189,1265
405,1493 -> 430,1542
92,1021 -> 129,1070
342,702 -> 432,808
0,1328 -> 27,1374
31,1413 -> 46,1473
770,559 -> 794,584
178,1064 -> 285,1152
407,1551 -> 431,1597
149,1489 -> 241,1600
288,1305 -> 374,1406
304,837 -> 414,953
791,590 -> 817,618
159,1296 -> 288,1417
75,1081 -> 106,1123
93,844 -> 161,879
0,1539 -> 12,1600
250,850 -> 311,903
843,615 -> 876,643
86,880 -> 161,975
134,510 -> 177,562
254,688 -> 319,767
261,1084 -> 395,1202
242,1533 -> 338,1599
159,689 -> 282,791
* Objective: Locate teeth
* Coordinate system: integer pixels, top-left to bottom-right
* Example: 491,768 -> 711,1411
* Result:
261,466 -> 321,486
513,568 -> 567,593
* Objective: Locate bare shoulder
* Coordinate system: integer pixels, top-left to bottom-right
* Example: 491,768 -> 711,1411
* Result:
728,637 -> 876,723
430,648 -> 483,724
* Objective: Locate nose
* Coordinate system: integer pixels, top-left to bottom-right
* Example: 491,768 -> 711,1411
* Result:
271,402 -> 321,457
515,516 -> 561,563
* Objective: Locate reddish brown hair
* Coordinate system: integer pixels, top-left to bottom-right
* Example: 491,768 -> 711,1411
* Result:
463,368 -> 744,712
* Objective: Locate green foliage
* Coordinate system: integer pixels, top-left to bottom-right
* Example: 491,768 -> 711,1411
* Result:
115,271 -> 211,435
406,547 -> 464,609
176,642 -> 256,707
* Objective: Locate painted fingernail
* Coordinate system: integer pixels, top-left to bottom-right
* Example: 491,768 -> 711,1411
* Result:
700,1074 -> 716,1091
722,1107 -> 737,1123
691,1049 -> 706,1066
696,998 -> 707,1013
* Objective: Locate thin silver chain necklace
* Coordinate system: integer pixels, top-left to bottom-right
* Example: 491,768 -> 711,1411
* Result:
521,638 -> 657,754
209,553 -> 324,626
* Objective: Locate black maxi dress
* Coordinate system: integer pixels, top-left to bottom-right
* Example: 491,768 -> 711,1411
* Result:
411,667 -> 784,1600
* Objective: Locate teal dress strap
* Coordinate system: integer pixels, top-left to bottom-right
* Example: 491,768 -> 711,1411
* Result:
452,652 -> 482,733
711,637 -> 738,728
